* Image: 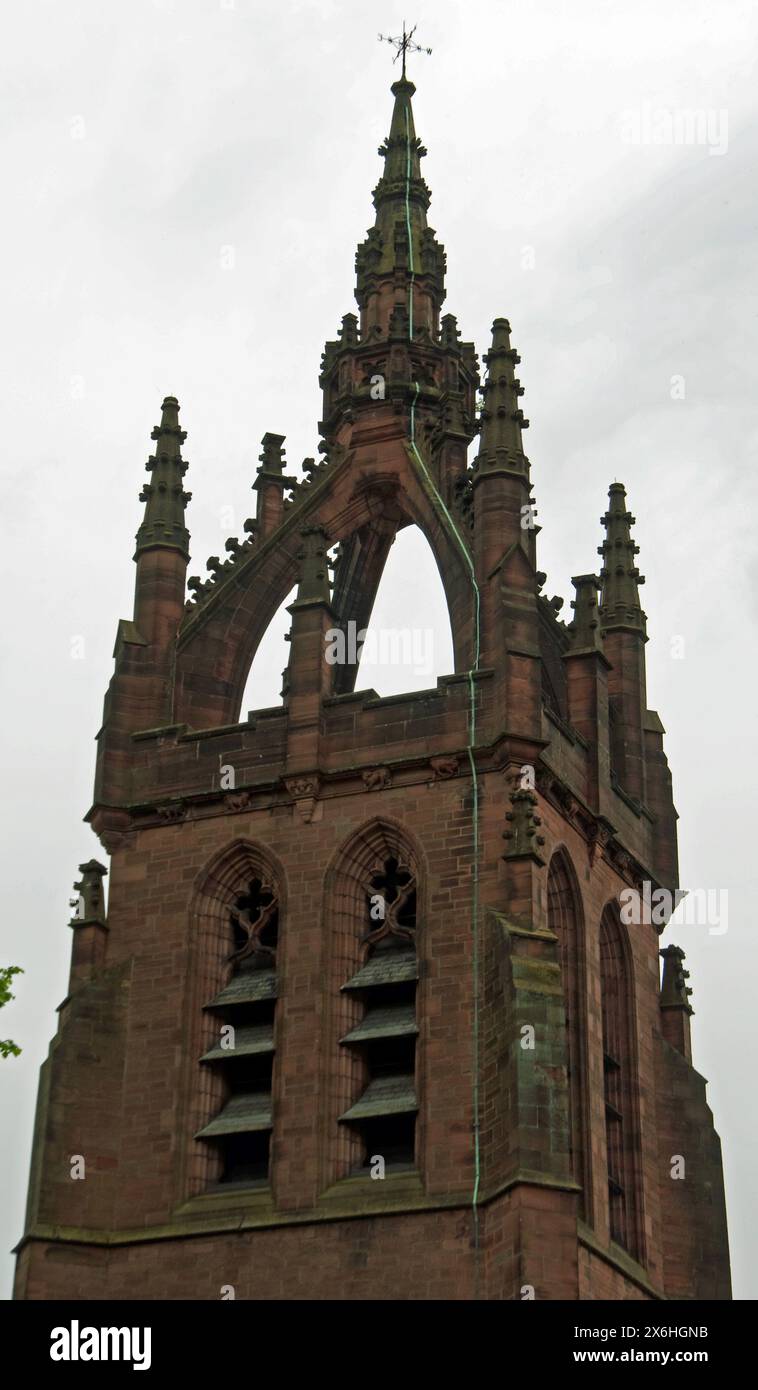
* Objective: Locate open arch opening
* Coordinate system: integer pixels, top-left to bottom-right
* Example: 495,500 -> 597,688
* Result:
323,818 -> 425,1184
186,840 -> 286,1198
238,585 -> 296,719
352,526 -> 454,698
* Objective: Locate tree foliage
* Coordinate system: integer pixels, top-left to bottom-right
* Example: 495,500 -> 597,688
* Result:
0,965 -> 23,1058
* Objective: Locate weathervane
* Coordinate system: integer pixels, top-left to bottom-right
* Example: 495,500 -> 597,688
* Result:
378,22 -> 432,79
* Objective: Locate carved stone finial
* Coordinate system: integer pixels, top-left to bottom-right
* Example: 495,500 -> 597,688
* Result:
257,432 -> 286,475
567,574 -> 604,654
339,313 -> 359,346
440,313 -> 460,348
289,525 -> 332,607
69,860 -> 108,926
660,944 -> 694,1014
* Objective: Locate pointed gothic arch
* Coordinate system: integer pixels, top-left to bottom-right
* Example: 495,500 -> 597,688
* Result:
546,848 -> 588,1217
173,441 -> 478,730
183,839 -> 287,1197
321,817 -> 427,1184
238,584 -> 296,717
599,901 -> 644,1260
351,523 -> 455,697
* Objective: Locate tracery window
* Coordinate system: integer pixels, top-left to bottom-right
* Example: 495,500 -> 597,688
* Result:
196,871 -> 280,1187
338,852 -> 419,1172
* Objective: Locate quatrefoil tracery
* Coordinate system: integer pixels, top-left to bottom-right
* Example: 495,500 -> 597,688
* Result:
228,877 -> 279,968
362,856 -> 417,953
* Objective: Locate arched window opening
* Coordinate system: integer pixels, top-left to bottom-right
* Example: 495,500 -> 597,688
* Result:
547,852 -> 585,1214
238,586 -> 296,719
353,526 -> 454,698
194,853 -> 282,1190
599,905 -> 641,1258
333,829 -> 421,1177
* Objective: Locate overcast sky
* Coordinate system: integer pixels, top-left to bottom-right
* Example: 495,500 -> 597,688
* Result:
1,0 -> 756,1299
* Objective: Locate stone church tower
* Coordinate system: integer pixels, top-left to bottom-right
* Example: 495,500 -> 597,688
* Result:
15,70 -> 730,1301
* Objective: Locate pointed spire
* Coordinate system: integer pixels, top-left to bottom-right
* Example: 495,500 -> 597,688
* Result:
598,483 -> 647,635
378,76 -> 426,193
475,319 -> 530,478
134,396 -> 191,560
567,574 -> 606,655
355,78 -> 445,334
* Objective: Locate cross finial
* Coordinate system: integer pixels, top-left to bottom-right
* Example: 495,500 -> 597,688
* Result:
378,21 -> 432,79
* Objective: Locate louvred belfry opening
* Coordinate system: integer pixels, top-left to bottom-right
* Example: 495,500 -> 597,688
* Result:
339,850 -> 419,1173
197,869 -> 281,1188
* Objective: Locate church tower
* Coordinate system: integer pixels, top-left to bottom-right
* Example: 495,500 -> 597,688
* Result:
15,61 -> 730,1301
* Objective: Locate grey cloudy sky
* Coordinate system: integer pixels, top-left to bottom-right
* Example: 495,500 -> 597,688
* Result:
1,0 -> 756,1298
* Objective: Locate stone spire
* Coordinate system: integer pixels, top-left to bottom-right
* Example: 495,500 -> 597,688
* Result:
598,483 -> 647,636
475,318 -> 530,479
354,77 -> 446,338
134,396 -> 191,560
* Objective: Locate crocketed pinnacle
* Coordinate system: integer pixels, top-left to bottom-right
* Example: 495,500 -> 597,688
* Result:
253,433 -> 288,487
475,318 -> 530,477
660,945 -> 694,1015
135,396 -> 191,560
379,77 -> 425,193
598,483 -> 647,636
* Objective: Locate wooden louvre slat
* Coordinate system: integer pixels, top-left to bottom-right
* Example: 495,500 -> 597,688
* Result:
341,950 -> 418,991
195,1092 -> 272,1138
200,1023 -> 275,1062
204,969 -> 277,1010
340,1004 -> 418,1044
339,1074 -> 418,1122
